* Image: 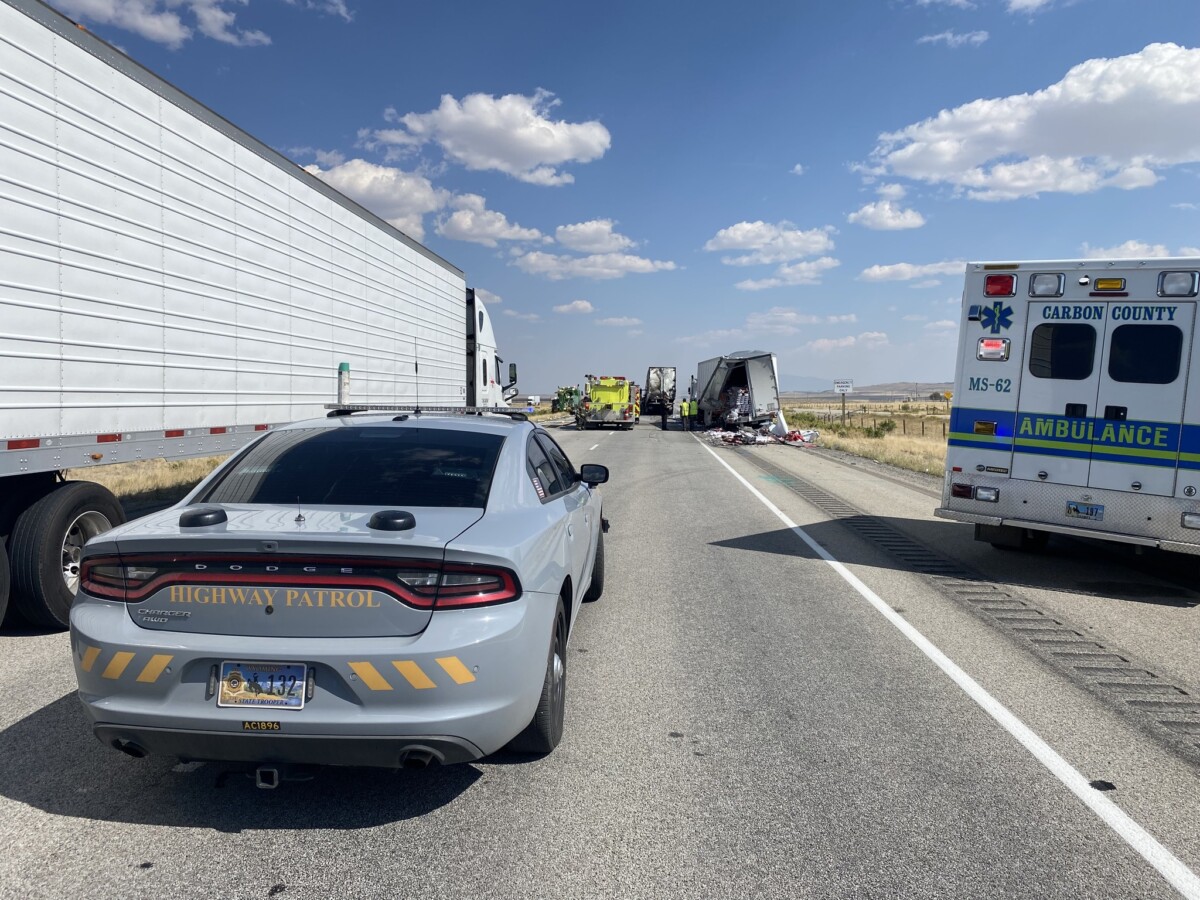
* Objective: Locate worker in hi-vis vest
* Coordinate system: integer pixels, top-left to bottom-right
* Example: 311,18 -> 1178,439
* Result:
679,398 -> 689,431
689,397 -> 698,429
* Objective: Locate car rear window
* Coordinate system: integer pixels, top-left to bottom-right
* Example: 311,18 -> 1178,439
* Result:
200,427 -> 504,508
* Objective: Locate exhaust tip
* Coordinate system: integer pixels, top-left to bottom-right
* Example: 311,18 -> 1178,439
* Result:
398,746 -> 442,770
111,738 -> 148,758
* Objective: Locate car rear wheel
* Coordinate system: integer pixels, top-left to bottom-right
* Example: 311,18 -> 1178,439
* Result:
508,598 -> 566,755
10,481 -> 125,629
582,530 -> 604,603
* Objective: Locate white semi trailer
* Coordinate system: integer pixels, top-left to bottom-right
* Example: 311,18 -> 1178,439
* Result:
694,351 -> 782,429
0,0 -> 517,628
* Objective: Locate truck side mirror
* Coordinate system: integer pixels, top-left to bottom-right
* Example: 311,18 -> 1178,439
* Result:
507,363 -> 518,387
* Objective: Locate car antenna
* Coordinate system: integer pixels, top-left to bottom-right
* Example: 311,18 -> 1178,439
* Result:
295,496 -> 305,524
412,341 -> 421,416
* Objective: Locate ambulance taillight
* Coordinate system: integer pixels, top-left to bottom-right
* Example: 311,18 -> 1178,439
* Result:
984,274 -> 1016,297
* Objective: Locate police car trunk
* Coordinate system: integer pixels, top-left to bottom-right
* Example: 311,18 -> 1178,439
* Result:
936,259 -> 1200,554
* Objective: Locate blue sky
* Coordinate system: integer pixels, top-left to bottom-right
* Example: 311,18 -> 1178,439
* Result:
48,0 -> 1200,392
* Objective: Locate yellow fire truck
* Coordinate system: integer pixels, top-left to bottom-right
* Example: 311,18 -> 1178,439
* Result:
576,375 -> 637,430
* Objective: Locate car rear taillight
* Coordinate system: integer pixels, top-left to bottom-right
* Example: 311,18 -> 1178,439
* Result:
80,556 -> 132,600
79,553 -> 521,610
434,564 -> 520,609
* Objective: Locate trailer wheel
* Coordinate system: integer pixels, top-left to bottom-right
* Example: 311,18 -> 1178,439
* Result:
10,482 -> 126,629
0,541 -> 10,625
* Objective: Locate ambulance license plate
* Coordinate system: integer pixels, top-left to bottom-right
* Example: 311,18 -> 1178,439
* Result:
1066,501 -> 1104,521
217,661 -> 306,709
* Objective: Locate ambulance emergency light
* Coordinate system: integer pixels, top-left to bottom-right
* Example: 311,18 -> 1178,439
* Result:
1159,271 -> 1199,297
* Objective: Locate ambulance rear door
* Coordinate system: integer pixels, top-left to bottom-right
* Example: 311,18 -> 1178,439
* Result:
1086,301 -> 1194,497
1011,301 -> 1105,487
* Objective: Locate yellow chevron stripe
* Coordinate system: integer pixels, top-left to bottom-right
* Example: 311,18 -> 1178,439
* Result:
392,660 -> 436,690
436,656 -> 476,685
80,646 -> 101,673
102,651 -> 136,680
348,661 -> 393,691
136,654 -> 174,684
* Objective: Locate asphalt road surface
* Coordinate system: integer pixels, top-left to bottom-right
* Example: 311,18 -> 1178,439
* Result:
2,419 -> 1199,899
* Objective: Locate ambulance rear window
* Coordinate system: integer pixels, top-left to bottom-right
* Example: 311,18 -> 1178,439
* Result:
1108,325 -> 1183,384
1028,324 -> 1096,380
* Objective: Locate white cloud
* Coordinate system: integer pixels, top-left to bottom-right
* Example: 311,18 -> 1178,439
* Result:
53,0 -> 347,47
305,159 -> 448,241
915,0 -> 973,7
925,319 -> 958,330
474,288 -> 503,305
704,221 -> 835,265
876,183 -> 907,201
513,251 -> 676,281
51,0 -> 191,47
1173,203 -> 1200,211
371,89 -> 610,186
287,0 -> 352,22
739,308 -> 858,333
867,43 -> 1200,200
1181,246 -> 1200,256
859,261 -> 965,281
1080,239 -> 1172,258
736,257 -> 841,290
1007,0 -> 1053,11
436,193 -> 542,247
553,300 -> 595,314
503,309 -> 540,322
597,317 -> 643,326
804,332 -> 890,352
680,307 -> 855,345
190,0 -> 269,46
848,201 -> 926,230
554,220 -> 635,253
791,164 -> 806,176
911,279 -> 942,288
917,31 -> 989,48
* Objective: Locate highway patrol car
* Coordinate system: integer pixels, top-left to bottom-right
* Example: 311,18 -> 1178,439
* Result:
936,259 -> 1200,554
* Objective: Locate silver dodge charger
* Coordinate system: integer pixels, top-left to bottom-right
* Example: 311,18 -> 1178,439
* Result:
70,410 -> 608,776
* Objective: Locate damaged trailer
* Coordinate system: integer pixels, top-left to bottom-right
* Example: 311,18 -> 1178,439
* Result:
694,351 -> 783,428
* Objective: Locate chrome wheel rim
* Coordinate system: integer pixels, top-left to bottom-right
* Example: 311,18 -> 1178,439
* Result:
62,511 -> 112,594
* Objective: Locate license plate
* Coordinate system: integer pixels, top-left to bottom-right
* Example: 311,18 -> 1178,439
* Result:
1066,501 -> 1104,521
217,661 -> 306,709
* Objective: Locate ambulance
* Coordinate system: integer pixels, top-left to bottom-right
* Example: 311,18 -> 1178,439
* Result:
936,259 -> 1200,554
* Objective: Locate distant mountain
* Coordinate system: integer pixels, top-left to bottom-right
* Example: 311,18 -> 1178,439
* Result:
778,374 -> 836,392
779,378 -> 953,399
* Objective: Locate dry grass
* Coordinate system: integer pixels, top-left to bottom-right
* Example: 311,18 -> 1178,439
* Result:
66,455 -> 228,503
783,406 -> 948,477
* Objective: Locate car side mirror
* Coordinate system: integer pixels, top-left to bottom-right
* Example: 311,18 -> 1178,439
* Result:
579,463 -> 608,486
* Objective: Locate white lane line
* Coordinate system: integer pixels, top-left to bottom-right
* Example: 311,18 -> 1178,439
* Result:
589,444 -> 600,451
700,440 -> 1200,899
